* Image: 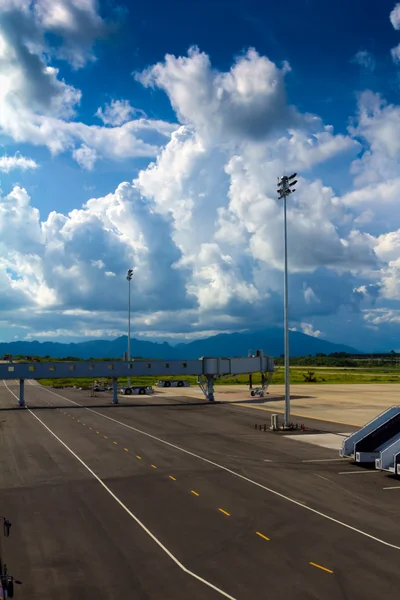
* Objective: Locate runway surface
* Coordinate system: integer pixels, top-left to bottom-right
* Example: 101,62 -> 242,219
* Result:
1,380 -> 400,599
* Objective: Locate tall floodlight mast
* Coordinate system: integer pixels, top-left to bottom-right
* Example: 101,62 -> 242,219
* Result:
126,269 -> 133,387
277,173 -> 297,428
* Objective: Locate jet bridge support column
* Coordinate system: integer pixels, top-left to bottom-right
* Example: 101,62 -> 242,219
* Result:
112,377 -> 118,404
19,379 -> 25,407
206,375 -> 215,402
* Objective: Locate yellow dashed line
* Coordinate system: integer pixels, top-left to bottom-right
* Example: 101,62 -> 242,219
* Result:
124,448 -> 129,452
151,464 -> 157,469
96,431 -> 100,434
77,420 -> 80,423
191,490 -> 200,497
113,441 -> 118,445
218,508 -> 230,517
89,427 -> 92,430
136,455 -> 142,460
82,424 -> 86,427
104,436 -> 108,439
72,417 -> 75,420
309,562 -> 333,574
169,476 -> 176,481
256,531 -> 270,541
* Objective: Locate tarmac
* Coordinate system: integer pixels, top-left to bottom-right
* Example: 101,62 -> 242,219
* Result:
158,383 -> 400,427
1,380 -> 400,599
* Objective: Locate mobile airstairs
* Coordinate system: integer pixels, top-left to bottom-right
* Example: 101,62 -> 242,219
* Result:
340,406 -> 400,473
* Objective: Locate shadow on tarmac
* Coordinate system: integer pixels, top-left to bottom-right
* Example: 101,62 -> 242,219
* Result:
0,393 -> 314,412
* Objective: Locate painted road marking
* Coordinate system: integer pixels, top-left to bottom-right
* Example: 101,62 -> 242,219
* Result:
32,384 -> 400,553
315,474 -> 330,482
136,455 -> 142,460
309,562 -> 333,574
169,476 -> 176,481
151,464 -> 157,469
77,420 -> 80,423
302,458 -> 344,463
113,441 -> 118,445
383,486 -> 400,490
255,531 -> 270,541
338,471 -> 377,475
191,490 -> 199,496
124,448 -> 129,452
104,436 -> 108,439
218,508 -> 230,517
15,401 -> 236,599
96,431 -> 100,434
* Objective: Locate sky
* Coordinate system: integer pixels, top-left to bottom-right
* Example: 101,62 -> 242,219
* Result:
1,0 -> 400,352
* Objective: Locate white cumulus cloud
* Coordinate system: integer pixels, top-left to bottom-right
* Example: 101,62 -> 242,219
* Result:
351,50 -> 375,71
96,99 -> 146,126
390,4 -> 400,62
0,46 -> 399,342
390,3 -> 400,29
137,46 -> 297,146
0,153 -> 38,172
0,0 -> 176,168
72,144 -> 98,170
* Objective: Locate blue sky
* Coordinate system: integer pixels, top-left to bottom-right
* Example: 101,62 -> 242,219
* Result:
1,0 -> 400,352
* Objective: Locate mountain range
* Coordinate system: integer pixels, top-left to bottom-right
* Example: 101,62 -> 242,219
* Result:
0,328 -> 361,359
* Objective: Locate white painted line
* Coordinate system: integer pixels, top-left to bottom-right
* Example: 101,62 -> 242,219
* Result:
263,459 -> 273,462
36,385 -> 400,552
3,381 -> 236,600
338,471 -> 377,475
302,458 -> 344,463
383,486 -> 400,490
315,475 -> 331,482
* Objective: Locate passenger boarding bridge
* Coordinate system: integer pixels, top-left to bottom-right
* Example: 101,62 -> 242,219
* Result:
0,350 -> 274,406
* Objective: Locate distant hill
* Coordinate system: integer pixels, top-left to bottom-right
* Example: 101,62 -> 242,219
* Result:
0,328 -> 361,360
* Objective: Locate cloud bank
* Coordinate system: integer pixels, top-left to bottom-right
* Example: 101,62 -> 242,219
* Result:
0,2 -> 399,349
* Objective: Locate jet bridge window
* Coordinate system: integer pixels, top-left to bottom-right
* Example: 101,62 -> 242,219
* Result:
28,366 -> 35,372
89,364 -> 95,370
69,365 -> 75,371
8,366 -> 14,372
165,363 -> 169,368
182,362 -> 187,368
49,365 -> 55,371
108,364 -> 114,370
146,363 -> 151,368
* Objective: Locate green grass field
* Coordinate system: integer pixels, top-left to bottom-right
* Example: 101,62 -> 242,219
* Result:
38,366 -> 400,389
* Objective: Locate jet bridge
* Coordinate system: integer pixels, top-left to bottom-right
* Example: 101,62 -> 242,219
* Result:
0,350 -> 274,406
339,406 -> 400,459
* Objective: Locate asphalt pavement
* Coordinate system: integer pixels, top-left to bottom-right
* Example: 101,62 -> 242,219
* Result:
1,380 -> 400,599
